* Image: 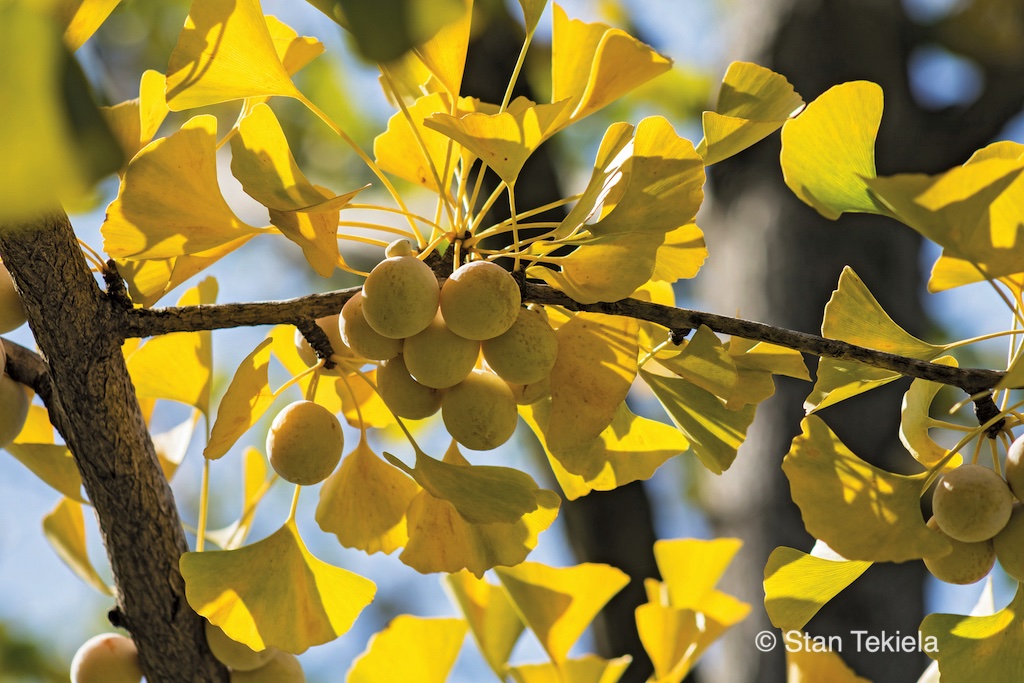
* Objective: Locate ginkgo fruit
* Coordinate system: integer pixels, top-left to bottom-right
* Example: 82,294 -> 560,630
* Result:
1004,434 -> 1024,501
0,261 -> 26,333
993,503 -> 1024,582
376,354 -> 443,419
229,651 -> 305,682
266,401 -> 344,485
361,240 -> 439,339
439,260 -> 521,340
441,369 -> 518,450
70,633 -> 143,683
0,374 -> 30,448
482,307 -> 558,385
922,516 -> 995,585
205,621 -> 276,672
506,375 -> 552,405
294,314 -> 357,374
932,464 -> 1014,543
403,310 -> 479,389
339,291 -> 402,361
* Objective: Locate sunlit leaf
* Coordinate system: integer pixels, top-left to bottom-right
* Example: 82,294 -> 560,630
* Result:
763,546 -> 871,631
920,583 -> 1024,681
655,538 -> 743,611
806,267 -> 948,413
998,353 -> 1024,391
780,81 -> 886,219
722,337 -> 810,409
517,0 -> 547,34
637,603 -> 735,683
14,405 -> 55,445
102,116 -> 260,260
207,447 -> 270,550
374,93 -> 464,193
651,221 -> 707,283
205,339 -> 275,461
900,357 -> 963,469
657,326 -> 738,400
101,70 -> 170,173
181,519 -> 376,653
5,443 -> 85,503
786,647 -> 872,683
697,61 -> 804,165
407,0 -> 472,96
495,561 -> 629,665
508,655 -> 632,683
551,5 -> 672,125
332,0 -> 467,63
166,0 -> 301,110
445,572 -> 525,679
42,497 -> 111,595
55,0 -> 121,51
316,435 -> 419,555
153,411 -> 199,480
346,615 -> 466,683
783,416 -> 948,562
266,14 -> 325,75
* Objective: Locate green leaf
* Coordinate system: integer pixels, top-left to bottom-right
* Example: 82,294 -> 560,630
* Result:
42,497 -> 111,596
181,519 -> 376,654
763,545 -> 871,631
780,81 -> 886,219
697,61 -> 803,165
783,416 -> 949,563
346,615 -> 467,683
445,572 -> 525,679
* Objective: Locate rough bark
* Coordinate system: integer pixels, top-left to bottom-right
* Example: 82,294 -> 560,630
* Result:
0,214 -> 227,683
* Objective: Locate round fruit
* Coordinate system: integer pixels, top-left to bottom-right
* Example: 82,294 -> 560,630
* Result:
205,621 -> 276,672
0,262 -> 26,334
506,375 -> 551,406
376,355 -> 443,419
230,651 -> 305,682
70,633 -> 143,683
340,292 -> 402,361
441,369 -> 518,451
403,311 -> 479,389
923,516 -> 995,585
361,243 -> 439,339
0,374 -> 30,448
294,314 -> 359,374
266,401 -> 344,485
482,307 -> 557,385
1005,434 -> 1024,501
440,261 -> 520,340
932,464 -> 1014,542
994,503 -> 1024,581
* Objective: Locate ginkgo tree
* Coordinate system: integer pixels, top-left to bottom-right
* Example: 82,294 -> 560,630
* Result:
1,0 -> 1023,682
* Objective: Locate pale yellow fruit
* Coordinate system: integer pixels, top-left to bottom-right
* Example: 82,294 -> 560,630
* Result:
923,516 -> 995,585
440,261 -> 520,340
0,262 -> 26,334
403,311 -> 479,389
482,307 -> 557,385
361,252 -> 439,339
294,314 -> 359,374
385,239 -> 414,258
506,374 -> 551,406
933,464 -> 1013,542
0,374 -> 30,448
994,503 -> 1024,581
376,355 -> 443,419
340,292 -> 401,361
266,401 -> 344,485
442,369 -> 518,451
70,634 -> 143,683
230,651 -> 305,682
1005,434 -> 1024,502
205,621 -> 276,672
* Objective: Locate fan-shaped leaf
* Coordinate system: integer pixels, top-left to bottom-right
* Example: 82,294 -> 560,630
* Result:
346,615 -> 467,683
445,572 -> 525,679
763,546 -> 871,631
42,497 -> 111,595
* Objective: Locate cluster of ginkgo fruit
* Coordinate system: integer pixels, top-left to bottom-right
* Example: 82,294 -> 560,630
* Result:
923,433 -> 1024,585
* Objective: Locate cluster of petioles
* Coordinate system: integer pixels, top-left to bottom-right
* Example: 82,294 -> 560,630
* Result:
924,434 -> 1024,585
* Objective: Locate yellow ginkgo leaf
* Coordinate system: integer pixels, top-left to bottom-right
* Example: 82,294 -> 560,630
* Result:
444,572 -> 525,679
998,353 -> 1024,391
5,443 -> 85,503
165,0 -> 300,110
654,538 -> 744,612
316,435 -> 419,555
520,400 -> 688,500
425,97 -> 571,185
650,221 -> 707,283
806,267 -> 949,413
42,497 -> 111,595
152,411 -> 199,480
640,367 -> 756,475
697,61 -> 804,166
54,0 -> 120,51
205,339 -> 275,461
517,0 -> 547,34
101,70 -> 170,173
334,0 -> 466,63
102,116 -> 260,260
780,81 -> 886,219
508,655 -> 632,683
374,93 -> 464,193
657,326 -> 739,400
637,603 -> 737,683
722,338 -> 809,409
920,581 -> 1021,680
265,15 -> 325,76
346,615 -> 467,683
551,5 -> 671,125
180,519 -> 376,654
409,0 -> 473,97
126,278 -> 216,416
207,447 -> 270,550
546,312 -> 637,453
14,405 -> 55,444
899,357 -> 963,470
786,647 -> 872,683
763,545 -> 871,631
494,561 -> 630,665
783,416 -> 949,563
